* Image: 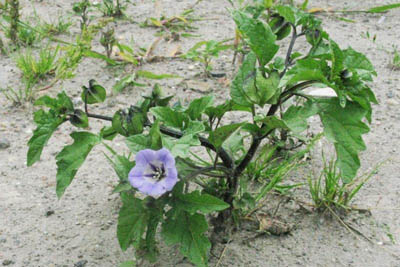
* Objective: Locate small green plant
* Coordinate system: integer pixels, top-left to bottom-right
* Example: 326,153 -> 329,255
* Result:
15,45 -> 59,89
38,15 -> 72,36
308,155 -> 377,211
72,0 -> 92,31
100,26 -> 116,59
141,9 -> 199,40
182,40 -> 231,77
391,45 -> 400,70
7,0 -> 18,45
94,0 -> 130,17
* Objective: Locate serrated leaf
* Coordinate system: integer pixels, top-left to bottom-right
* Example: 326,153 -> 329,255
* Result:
117,193 -> 148,251
256,70 -> 280,105
126,134 -> 151,153
282,101 -> 319,134
136,70 -> 180,80
233,11 -> 279,67
184,120 -> 205,136
150,107 -> 189,130
34,91 -> 74,112
275,5 -> 296,24
230,52 -> 257,107
55,132 -> 100,198
27,110 -> 65,166
162,134 -> 200,158
280,58 -> 330,87
185,95 -> 214,120
329,39 -> 344,79
343,47 -> 376,81
162,211 -> 210,267
177,191 -> 230,214
316,99 -> 369,182
209,123 -> 243,149
103,146 -> 135,182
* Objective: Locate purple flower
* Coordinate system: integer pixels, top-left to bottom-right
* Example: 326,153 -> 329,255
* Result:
129,148 -> 178,198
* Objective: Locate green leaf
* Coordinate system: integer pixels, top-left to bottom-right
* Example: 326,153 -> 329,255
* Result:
117,193 -> 148,251
184,121 -> 205,135
209,123 -> 243,148
113,73 -> 145,93
230,52 -> 257,107
162,211 -> 210,267
280,58 -> 330,87
149,120 -> 162,150
27,110 -> 65,166
176,191 -> 230,214
83,50 -> 118,65
103,145 -> 135,182
136,70 -> 180,80
316,99 -> 370,182
256,70 -> 280,105
343,47 -> 376,81
233,11 -> 279,67
69,109 -> 89,128
367,3 -> 400,13
282,101 -> 319,134
162,134 -> 200,158
34,91 -> 74,112
126,134 -> 151,153
256,115 -> 289,133
81,82 -> 107,104
100,126 -> 118,141
150,107 -> 189,130
113,182 -> 133,194
329,39 -> 344,79
275,5 -> 296,24
119,261 -> 136,267
55,132 -> 100,198
186,95 -> 214,120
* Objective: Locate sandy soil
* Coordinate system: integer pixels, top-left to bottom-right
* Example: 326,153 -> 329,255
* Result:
1,0 -> 400,266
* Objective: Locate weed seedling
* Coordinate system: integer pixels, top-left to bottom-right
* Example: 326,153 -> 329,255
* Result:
181,39 -> 231,77
308,155 -> 378,212
73,0 -> 91,31
15,45 -> 59,89
94,0 -> 130,17
100,26 -> 116,59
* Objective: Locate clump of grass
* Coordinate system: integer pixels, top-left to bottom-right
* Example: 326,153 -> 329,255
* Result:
308,155 -> 378,212
38,16 -> 72,36
14,45 -> 59,89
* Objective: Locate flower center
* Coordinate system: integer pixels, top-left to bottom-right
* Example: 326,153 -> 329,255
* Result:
149,162 -> 166,181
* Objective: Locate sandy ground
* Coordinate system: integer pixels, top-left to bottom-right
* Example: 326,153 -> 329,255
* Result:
0,0 -> 400,266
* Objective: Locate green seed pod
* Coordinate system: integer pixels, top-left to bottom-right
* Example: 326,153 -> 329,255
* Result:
112,109 -> 145,137
269,15 -> 285,33
275,23 -> 292,41
69,109 -> 89,128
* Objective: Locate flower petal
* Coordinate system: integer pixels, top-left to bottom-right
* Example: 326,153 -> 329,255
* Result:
135,149 -> 157,167
147,183 -> 166,198
161,167 -> 178,191
156,148 -> 175,168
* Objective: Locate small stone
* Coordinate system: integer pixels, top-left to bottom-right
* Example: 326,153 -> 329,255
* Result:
188,65 -> 195,70
45,210 -> 55,217
387,99 -> 398,106
74,260 -> 88,267
2,260 -> 14,266
0,138 -> 10,149
387,91 -> 394,98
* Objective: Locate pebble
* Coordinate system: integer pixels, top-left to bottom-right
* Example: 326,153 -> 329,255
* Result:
387,99 -> 398,106
45,210 -> 55,217
0,138 -> 10,149
74,260 -> 88,267
73,98 -> 83,106
2,260 -> 14,266
386,91 -> 394,98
